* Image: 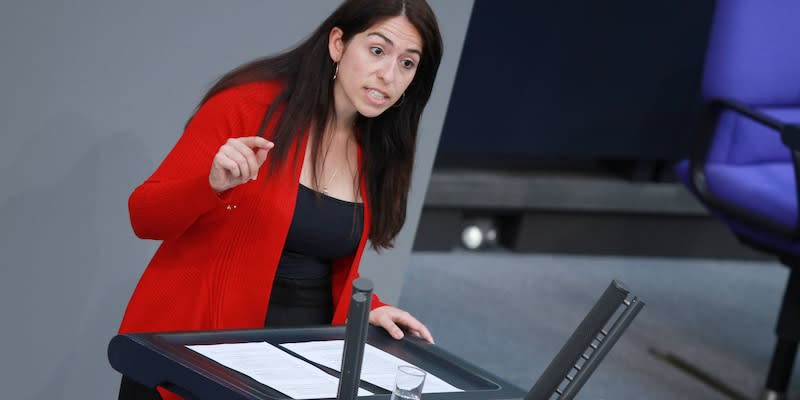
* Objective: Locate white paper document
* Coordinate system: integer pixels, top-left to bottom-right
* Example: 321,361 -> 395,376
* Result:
280,340 -> 462,393
186,342 -> 371,399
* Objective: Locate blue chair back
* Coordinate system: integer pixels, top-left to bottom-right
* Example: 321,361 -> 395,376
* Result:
701,1 -> 799,166
676,0 -> 800,239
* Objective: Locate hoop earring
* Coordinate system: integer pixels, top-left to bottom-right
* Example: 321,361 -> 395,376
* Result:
393,93 -> 405,108
333,62 -> 339,80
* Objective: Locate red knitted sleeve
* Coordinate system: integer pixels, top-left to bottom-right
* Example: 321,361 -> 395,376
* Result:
128,83 -> 276,240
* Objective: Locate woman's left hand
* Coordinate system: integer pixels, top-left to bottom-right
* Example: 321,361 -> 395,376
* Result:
369,305 -> 434,344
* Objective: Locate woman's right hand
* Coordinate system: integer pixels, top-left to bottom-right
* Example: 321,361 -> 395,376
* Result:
209,136 -> 274,193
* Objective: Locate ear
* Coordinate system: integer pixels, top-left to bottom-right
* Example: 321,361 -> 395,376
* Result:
328,27 -> 345,62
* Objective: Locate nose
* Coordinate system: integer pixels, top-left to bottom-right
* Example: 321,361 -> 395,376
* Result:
377,59 -> 396,84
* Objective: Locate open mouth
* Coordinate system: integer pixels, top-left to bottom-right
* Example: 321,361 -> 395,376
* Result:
366,88 -> 389,105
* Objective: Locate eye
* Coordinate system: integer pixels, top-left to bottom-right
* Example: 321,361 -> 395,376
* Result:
401,59 -> 417,70
370,46 -> 384,56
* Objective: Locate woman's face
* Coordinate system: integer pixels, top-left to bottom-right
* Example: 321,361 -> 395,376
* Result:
329,16 -> 423,119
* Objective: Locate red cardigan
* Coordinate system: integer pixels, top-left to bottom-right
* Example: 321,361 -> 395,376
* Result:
119,82 -> 385,396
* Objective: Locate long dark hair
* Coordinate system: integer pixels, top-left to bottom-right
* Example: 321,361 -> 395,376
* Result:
193,0 -> 443,250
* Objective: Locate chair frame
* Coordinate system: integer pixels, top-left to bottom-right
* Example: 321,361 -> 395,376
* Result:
685,97 -> 800,397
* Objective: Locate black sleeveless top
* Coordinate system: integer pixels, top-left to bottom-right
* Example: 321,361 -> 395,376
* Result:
275,184 -> 364,279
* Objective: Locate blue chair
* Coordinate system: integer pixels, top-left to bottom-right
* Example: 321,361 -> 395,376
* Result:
675,1 -> 800,398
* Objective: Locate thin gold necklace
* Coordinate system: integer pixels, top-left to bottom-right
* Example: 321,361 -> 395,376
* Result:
321,167 -> 338,195
319,132 -> 338,195
319,128 -> 353,196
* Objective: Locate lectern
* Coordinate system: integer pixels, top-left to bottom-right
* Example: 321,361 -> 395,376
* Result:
108,280 -> 642,399
108,326 -> 524,399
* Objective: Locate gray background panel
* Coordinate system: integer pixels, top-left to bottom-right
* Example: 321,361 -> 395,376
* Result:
0,1 -> 473,398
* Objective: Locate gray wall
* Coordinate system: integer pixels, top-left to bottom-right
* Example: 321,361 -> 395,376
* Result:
0,1 -> 472,399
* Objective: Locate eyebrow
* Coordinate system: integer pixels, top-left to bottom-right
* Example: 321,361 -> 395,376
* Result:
368,32 -> 422,57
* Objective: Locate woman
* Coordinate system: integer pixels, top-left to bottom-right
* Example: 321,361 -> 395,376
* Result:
117,0 -> 443,399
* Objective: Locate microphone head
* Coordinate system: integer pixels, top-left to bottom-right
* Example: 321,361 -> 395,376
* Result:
352,278 -> 374,295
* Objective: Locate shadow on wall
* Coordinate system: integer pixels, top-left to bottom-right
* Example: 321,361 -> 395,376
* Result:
0,112 -> 155,398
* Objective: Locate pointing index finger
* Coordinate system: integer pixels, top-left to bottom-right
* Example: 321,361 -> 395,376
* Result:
239,136 -> 274,150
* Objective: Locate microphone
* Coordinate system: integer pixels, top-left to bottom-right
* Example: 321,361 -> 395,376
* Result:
337,278 -> 373,400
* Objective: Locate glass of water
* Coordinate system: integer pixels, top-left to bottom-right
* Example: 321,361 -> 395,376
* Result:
390,365 -> 426,400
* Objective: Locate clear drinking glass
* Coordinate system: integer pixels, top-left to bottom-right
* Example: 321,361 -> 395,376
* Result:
389,365 -> 426,400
